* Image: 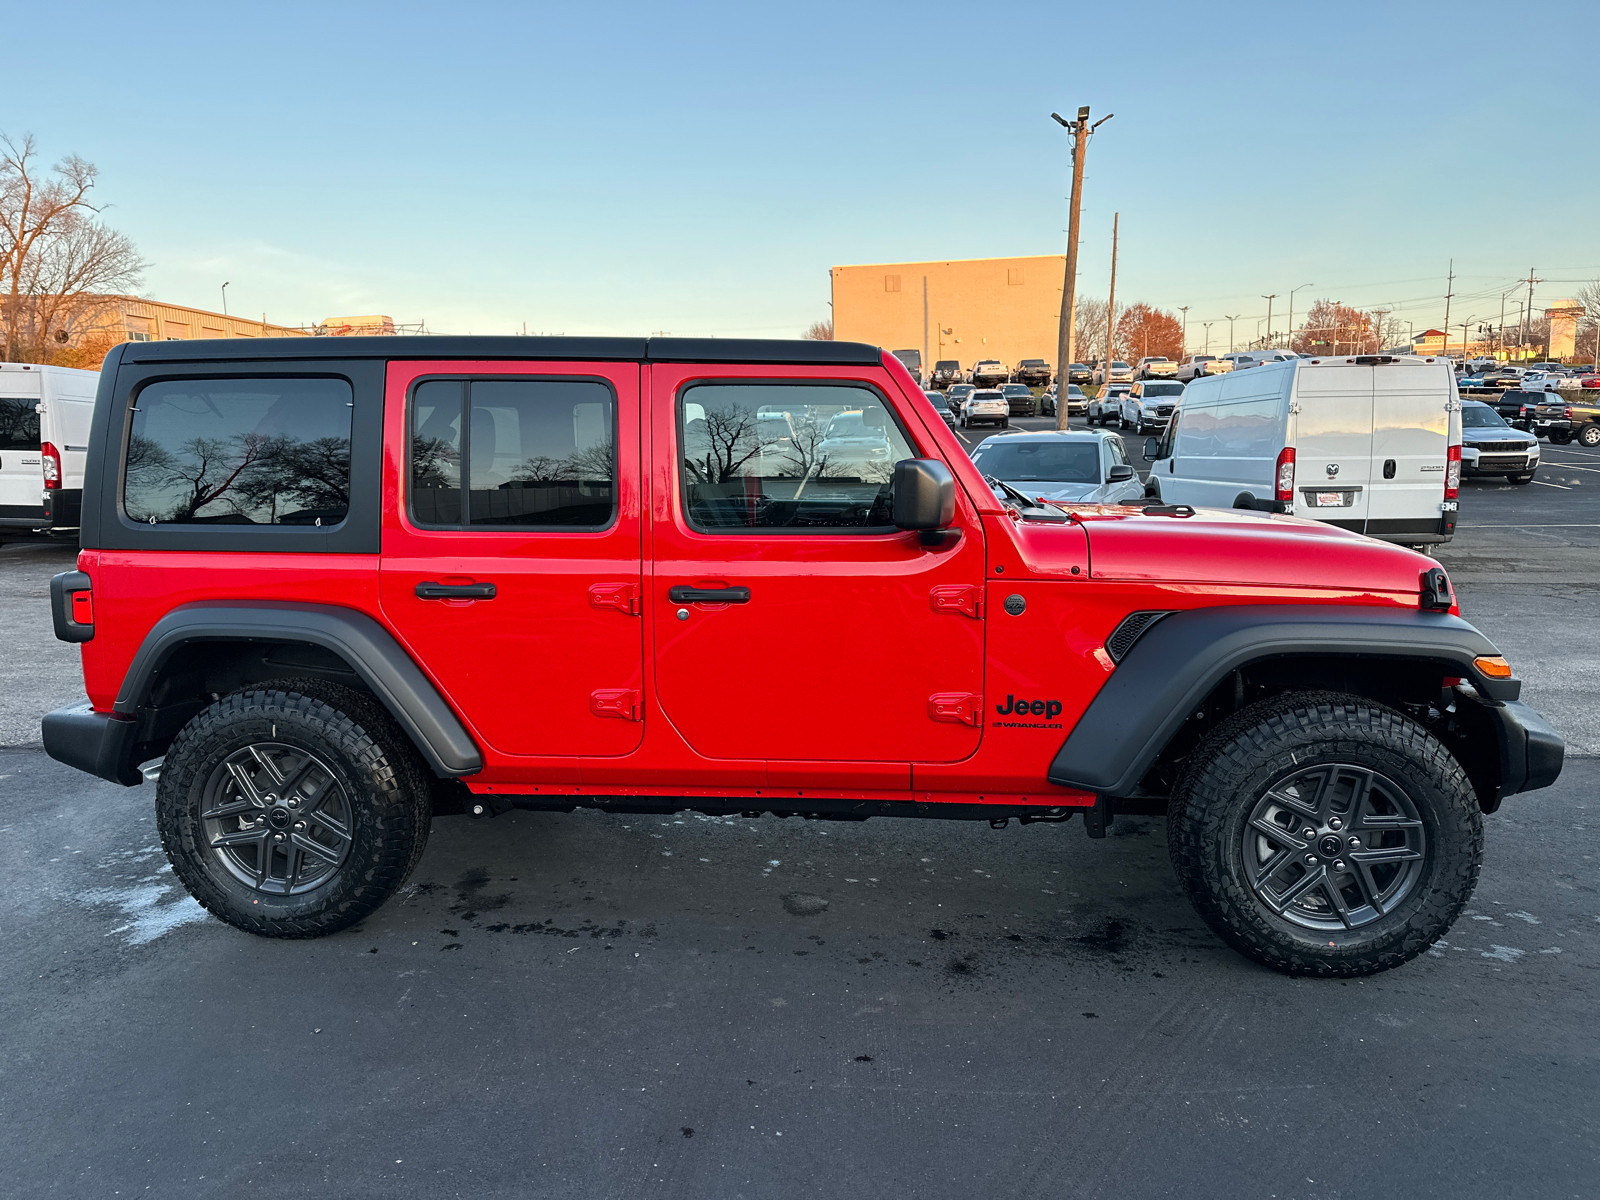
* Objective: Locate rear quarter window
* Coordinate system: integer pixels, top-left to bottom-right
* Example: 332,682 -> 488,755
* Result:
123,377 -> 353,526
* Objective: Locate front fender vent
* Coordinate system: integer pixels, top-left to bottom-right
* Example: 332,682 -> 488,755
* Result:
1106,610 -> 1174,663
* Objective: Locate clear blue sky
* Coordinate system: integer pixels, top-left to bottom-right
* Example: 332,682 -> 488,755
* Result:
7,0 -> 1597,344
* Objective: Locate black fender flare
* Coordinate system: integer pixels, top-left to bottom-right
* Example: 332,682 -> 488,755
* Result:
112,601 -> 482,778
1046,604 -> 1551,798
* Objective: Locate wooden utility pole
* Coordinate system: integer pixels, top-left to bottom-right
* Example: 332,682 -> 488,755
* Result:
1053,107 -> 1111,429
1102,213 -> 1119,393
1441,260 -> 1454,362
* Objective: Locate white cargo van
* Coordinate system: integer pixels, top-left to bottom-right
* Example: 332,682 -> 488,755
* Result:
0,363 -> 100,537
1142,355 -> 1462,548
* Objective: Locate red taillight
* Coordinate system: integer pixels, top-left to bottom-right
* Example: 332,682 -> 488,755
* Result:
1274,447 -> 1295,502
71,590 -> 93,625
1445,444 -> 1461,500
41,442 -> 61,489
1566,406 -> 1575,420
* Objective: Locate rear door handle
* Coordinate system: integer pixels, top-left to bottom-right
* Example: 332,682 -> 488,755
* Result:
667,585 -> 751,604
416,581 -> 497,600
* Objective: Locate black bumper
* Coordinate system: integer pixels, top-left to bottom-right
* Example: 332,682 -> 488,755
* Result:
41,701 -> 145,786
1489,699 -> 1564,798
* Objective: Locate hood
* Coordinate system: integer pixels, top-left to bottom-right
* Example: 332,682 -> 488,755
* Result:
1004,479 -> 1106,503
1462,425 -> 1536,445
1006,504 -> 1434,596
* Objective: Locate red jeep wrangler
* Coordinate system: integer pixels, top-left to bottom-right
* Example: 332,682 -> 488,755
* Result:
43,337 -> 1563,975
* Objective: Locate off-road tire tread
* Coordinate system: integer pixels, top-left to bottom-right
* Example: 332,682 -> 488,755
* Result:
1167,690 -> 1482,977
156,686 -> 430,939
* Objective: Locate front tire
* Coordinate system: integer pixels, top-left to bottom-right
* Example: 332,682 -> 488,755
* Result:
1167,691 -> 1482,977
156,684 -> 432,938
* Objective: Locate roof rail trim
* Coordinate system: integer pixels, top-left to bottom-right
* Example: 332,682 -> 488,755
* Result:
117,335 -> 884,367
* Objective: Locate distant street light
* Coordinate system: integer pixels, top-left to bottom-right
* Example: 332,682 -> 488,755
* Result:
1225,314 -> 1240,353
1261,295 -> 1277,347
1178,305 -> 1189,356
1202,320 -> 1214,355
221,282 -> 230,315
1287,283 -> 1313,350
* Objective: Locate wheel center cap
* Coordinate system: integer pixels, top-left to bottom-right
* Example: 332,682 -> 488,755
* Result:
1317,833 -> 1344,859
267,808 -> 292,830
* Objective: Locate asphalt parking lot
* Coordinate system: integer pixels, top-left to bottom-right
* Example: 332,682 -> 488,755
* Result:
2,437 -> 1597,1199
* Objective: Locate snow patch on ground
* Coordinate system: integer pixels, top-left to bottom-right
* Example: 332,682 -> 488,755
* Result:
75,882 -> 210,945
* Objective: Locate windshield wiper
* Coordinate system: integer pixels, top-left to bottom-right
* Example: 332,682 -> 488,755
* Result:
985,475 -> 1072,521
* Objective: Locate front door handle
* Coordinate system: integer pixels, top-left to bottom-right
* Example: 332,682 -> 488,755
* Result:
416,581 -> 497,600
667,585 -> 751,604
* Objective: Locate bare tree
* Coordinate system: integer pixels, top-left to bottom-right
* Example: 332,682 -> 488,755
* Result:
1577,280 -> 1600,363
802,319 -> 833,341
1072,298 -> 1128,363
0,133 -> 144,363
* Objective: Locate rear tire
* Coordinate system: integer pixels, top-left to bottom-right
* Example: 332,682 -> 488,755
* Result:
1167,691 -> 1481,977
156,684 -> 432,939
1580,423 -> 1600,448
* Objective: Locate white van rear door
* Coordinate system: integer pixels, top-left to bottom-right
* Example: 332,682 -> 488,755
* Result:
0,382 -> 45,522
1369,361 -> 1451,540
1292,363 -> 1373,529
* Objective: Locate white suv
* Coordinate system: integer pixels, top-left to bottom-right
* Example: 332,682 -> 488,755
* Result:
960,388 -> 1010,428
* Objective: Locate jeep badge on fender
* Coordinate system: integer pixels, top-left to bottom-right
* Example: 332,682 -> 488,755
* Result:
996,695 -> 1062,719
39,332 -> 1563,979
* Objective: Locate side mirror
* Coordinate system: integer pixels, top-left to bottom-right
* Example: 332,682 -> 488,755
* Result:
1143,437 -> 1161,461
892,458 -> 956,534
1107,464 -> 1136,483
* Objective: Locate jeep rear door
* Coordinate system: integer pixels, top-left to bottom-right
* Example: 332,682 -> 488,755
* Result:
378,360 -> 644,761
648,363 -> 986,777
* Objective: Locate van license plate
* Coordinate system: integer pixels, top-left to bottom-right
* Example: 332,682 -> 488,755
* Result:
1314,492 -> 1347,507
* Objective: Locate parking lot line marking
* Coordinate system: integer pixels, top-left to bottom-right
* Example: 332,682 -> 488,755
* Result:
1529,480 -> 1573,489
1465,523 -> 1600,528
1539,463 -> 1600,474
954,431 -> 972,446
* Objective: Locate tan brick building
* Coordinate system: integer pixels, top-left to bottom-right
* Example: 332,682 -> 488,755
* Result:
85,296 -> 310,344
831,255 -> 1065,376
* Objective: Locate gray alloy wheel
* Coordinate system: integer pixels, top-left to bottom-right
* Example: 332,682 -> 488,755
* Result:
200,742 -> 354,895
1168,691 -> 1481,977
1580,423 -> 1600,448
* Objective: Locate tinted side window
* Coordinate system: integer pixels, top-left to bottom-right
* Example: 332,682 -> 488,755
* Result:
409,378 -> 616,529
124,378 -> 352,525
679,383 -> 916,531
0,396 -> 40,450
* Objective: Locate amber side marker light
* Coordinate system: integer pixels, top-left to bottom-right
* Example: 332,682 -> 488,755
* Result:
1473,655 -> 1514,679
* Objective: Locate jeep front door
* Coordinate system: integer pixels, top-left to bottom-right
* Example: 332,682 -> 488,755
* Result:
379,361 -> 644,760
649,365 -> 986,768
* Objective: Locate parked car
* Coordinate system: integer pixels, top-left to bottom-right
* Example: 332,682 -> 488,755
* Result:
39,333 -> 1564,978
969,429 -> 1145,505
1091,360 -> 1133,385
890,349 -> 923,385
1118,380 -> 1185,434
1012,358 -> 1052,387
1219,350 -> 1297,371
1538,394 -> 1600,447
1459,400 -> 1539,484
0,361 -> 99,538
1065,362 -> 1093,384
923,390 -> 958,428
968,360 -> 1009,387
1176,355 -> 1233,382
1088,383 -> 1131,425
1518,370 -> 1563,392
1136,356 -> 1178,380
1583,374 -> 1600,390
1489,389 -> 1543,431
959,388 -> 1010,428
1042,383 -> 1089,417
1141,355 -> 1462,548
1479,368 -> 1524,390
998,383 -> 1037,417
929,360 -> 963,389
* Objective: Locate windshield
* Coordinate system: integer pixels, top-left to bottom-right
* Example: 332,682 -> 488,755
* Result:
971,440 -> 1101,483
1112,361 -> 1130,369
1462,405 -> 1509,429
924,392 -> 949,410
1142,383 -> 1184,397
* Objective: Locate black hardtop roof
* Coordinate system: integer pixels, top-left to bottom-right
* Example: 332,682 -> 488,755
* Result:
116,335 -> 883,367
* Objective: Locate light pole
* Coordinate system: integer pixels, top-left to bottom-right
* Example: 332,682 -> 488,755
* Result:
1287,283 -> 1312,351
1260,295 -> 1277,347
221,282 -> 230,316
1052,107 -> 1112,429
1178,305 -> 1189,357
1202,321 -> 1214,355
1498,285 -> 1519,361
1225,314 -> 1239,353
1511,301 -> 1524,359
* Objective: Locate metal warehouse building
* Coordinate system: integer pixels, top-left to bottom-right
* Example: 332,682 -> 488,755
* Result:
830,254 -> 1065,375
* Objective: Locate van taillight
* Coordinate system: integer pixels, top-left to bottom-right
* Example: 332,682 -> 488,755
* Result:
1274,447 -> 1295,502
41,442 -> 61,489
1445,444 -> 1461,500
